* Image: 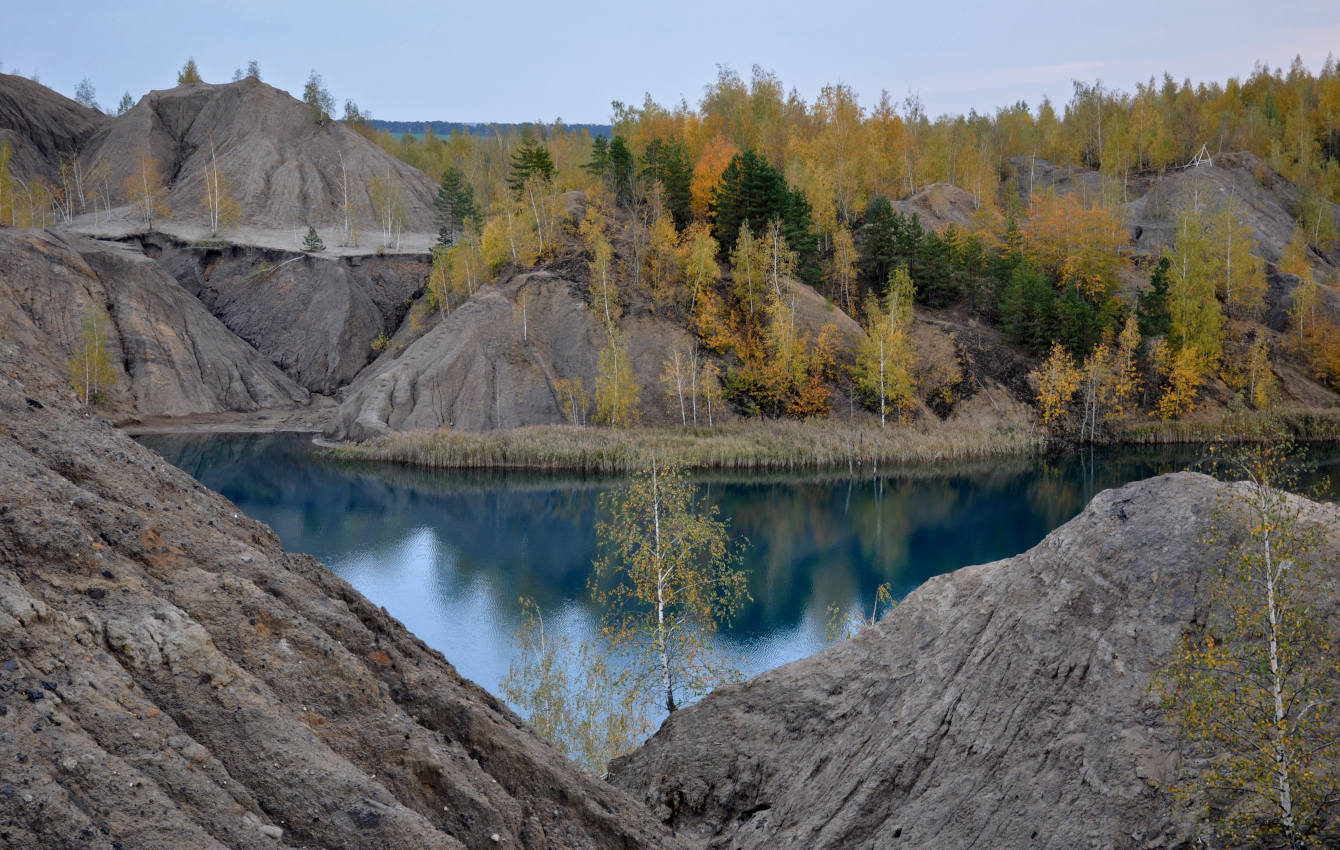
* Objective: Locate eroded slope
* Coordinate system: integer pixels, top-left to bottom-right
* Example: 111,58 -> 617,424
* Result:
0,338 -> 675,848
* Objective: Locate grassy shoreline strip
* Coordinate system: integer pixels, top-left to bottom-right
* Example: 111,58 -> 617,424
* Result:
1119,409 -> 1340,445
327,420 -> 1044,474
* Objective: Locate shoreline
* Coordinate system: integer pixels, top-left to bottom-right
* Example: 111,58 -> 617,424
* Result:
122,408 -> 1340,475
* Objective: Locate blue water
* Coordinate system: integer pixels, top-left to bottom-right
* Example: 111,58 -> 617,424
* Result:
136,433 -> 1340,702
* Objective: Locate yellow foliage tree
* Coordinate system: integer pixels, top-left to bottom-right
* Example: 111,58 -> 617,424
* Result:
829,223 -> 858,314
595,332 -> 640,427
689,135 -> 739,219
681,223 -> 721,319
1020,191 -> 1127,299
853,271 -> 916,427
1033,342 -> 1082,427
730,222 -> 765,316
1210,196 -> 1267,318
69,303 -> 119,406
1157,345 -> 1210,419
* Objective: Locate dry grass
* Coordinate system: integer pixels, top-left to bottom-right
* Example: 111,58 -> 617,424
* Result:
1120,408 -> 1340,445
328,419 -> 1043,474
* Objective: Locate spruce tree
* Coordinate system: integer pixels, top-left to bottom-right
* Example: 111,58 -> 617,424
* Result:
710,150 -> 786,252
302,226 -> 325,253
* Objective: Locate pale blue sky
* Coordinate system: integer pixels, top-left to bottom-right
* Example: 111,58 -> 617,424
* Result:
5,0 -> 1338,122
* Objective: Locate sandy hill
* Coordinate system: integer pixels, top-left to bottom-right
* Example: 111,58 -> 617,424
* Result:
0,72 -> 107,182
79,77 -> 437,233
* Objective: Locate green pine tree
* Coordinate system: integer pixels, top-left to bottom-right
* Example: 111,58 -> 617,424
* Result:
606,136 -> 636,205
584,135 -> 610,179
508,142 -> 556,197
302,225 -> 325,253
435,167 -> 479,246
640,138 -> 693,229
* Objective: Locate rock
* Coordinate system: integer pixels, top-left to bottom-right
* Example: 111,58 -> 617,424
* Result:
0,228 -> 310,419
610,472 -> 1340,848
0,338 -> 675,848
258,824 -> 283,840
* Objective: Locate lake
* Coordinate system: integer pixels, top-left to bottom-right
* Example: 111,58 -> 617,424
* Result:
136,433 -> 1340,707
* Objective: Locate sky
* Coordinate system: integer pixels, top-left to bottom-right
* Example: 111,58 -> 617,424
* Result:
5,0 -> 1339,124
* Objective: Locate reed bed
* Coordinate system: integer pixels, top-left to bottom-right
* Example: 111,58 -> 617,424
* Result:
1120,409 -> 1340,445
328,420 -> 1044,474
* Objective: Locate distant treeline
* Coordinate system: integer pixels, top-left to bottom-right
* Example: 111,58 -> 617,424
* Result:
370,120 -> 612,139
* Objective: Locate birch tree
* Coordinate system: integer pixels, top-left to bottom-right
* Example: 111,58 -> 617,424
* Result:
68,303 -> 118,405
123,149 -> 168,229
1155,442 -> 1340,848
201,140 -> 239,237
853,266 -> 916,427
369,172 -> 407,249
590,464 -> 749,714
681,223 -> 721,320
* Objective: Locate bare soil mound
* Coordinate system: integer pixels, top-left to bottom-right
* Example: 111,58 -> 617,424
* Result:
0,73 -> 107,182
0,316 -> 676,848
80,78 -> 437,233
610,472 -> 1340,848
151,234 -> 429,393
325,269 -> 702,440
895,182 -> 978,232
0,228 -> 308,419
1125,152 -> 1339,268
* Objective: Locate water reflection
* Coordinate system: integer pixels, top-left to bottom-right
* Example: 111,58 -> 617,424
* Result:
137,433 -> 1338,700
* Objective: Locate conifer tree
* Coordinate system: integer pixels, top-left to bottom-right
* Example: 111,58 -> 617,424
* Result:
176,58 -> 202,85
606,136 -> 636,205
302,225 -> 325,253
508,141 -> 556,197
434,166 -> 479,246
1137,256 -> 1173,338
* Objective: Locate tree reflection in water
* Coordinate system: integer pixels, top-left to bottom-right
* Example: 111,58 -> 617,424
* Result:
139,433 -> 1338,701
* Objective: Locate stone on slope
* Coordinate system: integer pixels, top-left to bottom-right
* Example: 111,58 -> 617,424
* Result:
0,228 -> 309,419
609,471 -> 1340,849
0,323 -> 676,849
